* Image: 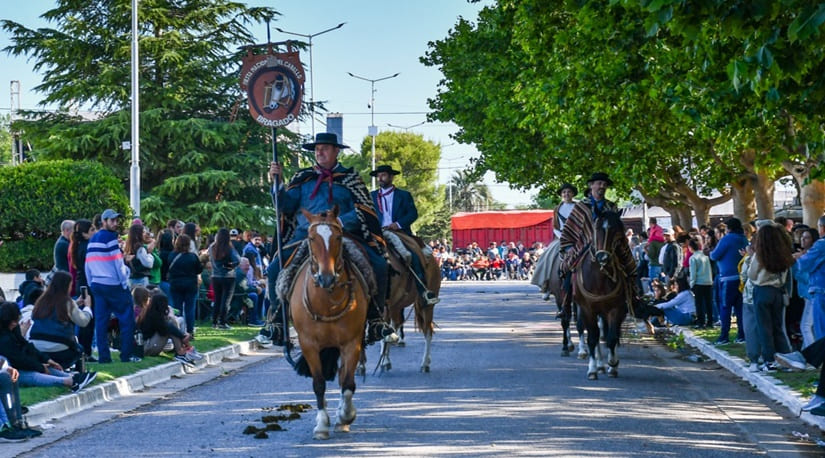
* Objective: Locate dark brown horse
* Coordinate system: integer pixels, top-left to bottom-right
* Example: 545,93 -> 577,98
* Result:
381,230 -> 441,373
572,210 -> 631,380
290,207 -> 369,439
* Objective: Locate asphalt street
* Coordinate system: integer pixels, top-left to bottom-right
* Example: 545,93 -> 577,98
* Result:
14,281 -> 825,457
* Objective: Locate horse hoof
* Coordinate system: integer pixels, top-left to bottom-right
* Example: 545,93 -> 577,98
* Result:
598,366 -> 606,374
395,340 -> 406,348
608,369 -> 618,378
561,350 -> 570,357
335,422 -> 352,433
421,365 -> 430,373
382,363 -> 392,371
587,372 -> 598,380
567,344 -> 575,351
313,430 -> 330,440
577,352 -> 588,360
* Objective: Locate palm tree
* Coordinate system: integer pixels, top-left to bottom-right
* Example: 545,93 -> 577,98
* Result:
449,170 -> 492,213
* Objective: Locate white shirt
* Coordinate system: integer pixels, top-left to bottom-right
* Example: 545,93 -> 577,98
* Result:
553,201 -> 576,238
377,186 -> 395,228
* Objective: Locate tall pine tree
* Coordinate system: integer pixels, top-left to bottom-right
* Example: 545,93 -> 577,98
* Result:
2,0 -> 308,231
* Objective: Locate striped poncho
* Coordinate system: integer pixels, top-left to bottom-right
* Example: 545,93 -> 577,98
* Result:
559,198 -> 636,278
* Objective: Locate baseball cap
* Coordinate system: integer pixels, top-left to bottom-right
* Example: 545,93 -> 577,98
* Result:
101,209 -> 122,220
663,227 -> 674,236
229,229 -> 239,236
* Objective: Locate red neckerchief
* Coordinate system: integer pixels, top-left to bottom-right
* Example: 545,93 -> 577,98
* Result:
377,185 -> 395,212
309,165 -> 335,202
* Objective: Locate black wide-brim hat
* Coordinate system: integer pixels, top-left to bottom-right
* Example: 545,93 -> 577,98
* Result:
586,172 -> 613,186
369,164 -> 401,177
557,183 -> 578,196
302,132 -> 349,151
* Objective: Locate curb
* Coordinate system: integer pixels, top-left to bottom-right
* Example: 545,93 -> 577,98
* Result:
677,326 -> 825,430
26,339 -> 266,427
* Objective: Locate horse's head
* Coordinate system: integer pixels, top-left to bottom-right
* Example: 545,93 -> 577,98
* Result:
302,205 -> 344,290
592,210 -> 625,268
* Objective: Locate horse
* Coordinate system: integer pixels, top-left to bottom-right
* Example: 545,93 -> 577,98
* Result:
571,210 -> 631,380
533,241 -> 587,358
380,230 -> 441,373
289,206 -> 369,440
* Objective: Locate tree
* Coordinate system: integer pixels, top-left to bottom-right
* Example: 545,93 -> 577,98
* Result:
423,1 -> 825,226
0,114 -> 10,165
1,0 -> 302,232
339,130 -> 445,237
449,170 -> 493,213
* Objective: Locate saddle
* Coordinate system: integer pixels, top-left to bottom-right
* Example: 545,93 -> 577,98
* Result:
275,237 -> 377,303
383,229 -> 433,270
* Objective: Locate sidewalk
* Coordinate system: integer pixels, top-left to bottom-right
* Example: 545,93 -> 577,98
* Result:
25,338 -> 280,427
676,325 -> 825,431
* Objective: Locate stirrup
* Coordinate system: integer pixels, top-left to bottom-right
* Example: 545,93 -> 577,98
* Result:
366,319 -> 398,345
423,291 -> 440,306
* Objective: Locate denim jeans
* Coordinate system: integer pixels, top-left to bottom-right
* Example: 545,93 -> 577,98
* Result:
212,277 -> 235,326
662,307 -> 693,326
718,278 -> 743,342
0,370 -> 23,427
18,367 -> 71,388
801,297 -> 815,349
647,265 -> 662,292
170,287 -> 199,334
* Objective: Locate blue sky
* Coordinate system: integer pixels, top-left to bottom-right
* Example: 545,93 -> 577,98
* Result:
0,1 -> 536,207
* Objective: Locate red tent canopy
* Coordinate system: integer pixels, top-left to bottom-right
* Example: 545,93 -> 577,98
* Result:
450,210 -> 555,249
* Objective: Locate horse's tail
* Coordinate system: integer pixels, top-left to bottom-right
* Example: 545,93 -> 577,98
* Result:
294,347 -> 340,381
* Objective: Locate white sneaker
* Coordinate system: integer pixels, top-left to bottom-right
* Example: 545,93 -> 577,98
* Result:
775,351 -> 807,372
747,363 -> 760,372
802,395 -> 825,411
255,334 -> 272,346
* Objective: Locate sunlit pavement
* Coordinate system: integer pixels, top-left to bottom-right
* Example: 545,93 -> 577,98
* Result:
14,281 -> 824,457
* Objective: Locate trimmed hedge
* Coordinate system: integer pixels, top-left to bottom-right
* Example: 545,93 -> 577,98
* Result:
0,160 -> 129,271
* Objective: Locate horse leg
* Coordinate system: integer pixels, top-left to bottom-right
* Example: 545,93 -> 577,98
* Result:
585,316 -> 601,380
576,307 -> 588,359
380,339 -> 392,372
336,343 -> 360,432
606,311 -> 622,378
356,348 -> 366,377
305,351 -> 330,440
561,314 -> 571,357
396,324 -> 406,347
417,298 -> 434,373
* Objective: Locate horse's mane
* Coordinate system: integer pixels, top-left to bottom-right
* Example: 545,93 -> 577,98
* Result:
601,211 -> 624,233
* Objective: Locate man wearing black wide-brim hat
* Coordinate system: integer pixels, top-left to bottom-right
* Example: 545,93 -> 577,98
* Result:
557,173 -> 641,316
370,164 -> 439,306
264,132 -> 398,345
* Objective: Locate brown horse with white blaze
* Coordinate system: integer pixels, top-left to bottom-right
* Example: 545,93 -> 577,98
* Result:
290,206 -> 369,440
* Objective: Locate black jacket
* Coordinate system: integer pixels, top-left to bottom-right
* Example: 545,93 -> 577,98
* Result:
0,326 -> 50,373
662,242 -> 679,278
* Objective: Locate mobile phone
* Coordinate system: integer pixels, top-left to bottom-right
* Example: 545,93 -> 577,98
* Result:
80,286 -> 88,297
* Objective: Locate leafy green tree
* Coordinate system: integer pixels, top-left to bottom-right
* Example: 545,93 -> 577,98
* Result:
1,0 -> 304,233
0,114 -> 10,165
340,131 -> 445,236
449,170 -> 493,213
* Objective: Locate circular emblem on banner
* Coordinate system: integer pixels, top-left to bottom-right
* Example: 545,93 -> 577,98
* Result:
240,51 -> 305,128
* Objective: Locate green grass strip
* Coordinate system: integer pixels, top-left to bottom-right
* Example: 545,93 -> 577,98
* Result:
19,322 -> 258,406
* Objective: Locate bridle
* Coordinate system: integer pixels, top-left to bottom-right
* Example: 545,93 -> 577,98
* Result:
302,220 -> 354,322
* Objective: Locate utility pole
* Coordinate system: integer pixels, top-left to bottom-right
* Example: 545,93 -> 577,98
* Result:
130,0 -> 141,216
10,80 -> 21,164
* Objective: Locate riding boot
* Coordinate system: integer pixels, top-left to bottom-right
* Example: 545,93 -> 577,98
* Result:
365,267 -> 399,345
258,299 -> 286,346
410,252 -> 439,306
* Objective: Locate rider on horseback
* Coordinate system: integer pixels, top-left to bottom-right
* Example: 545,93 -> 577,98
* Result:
262,132 -> 399,346
558,172 -> 641,317
369,164 -> 439,306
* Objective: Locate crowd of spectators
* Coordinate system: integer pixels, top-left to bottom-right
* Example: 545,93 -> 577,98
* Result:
431,240 -> 544,282
630,215 -> 825,415
0,211 -> 275,440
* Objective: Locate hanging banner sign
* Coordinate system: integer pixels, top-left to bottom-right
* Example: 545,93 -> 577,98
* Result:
240,48 -> 305,128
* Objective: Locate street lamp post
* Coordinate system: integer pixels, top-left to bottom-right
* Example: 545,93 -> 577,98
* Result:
347,71 -> 400,190
387,121 -> 425,131
130,0 -> 140,216
275,22 -> 345,137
